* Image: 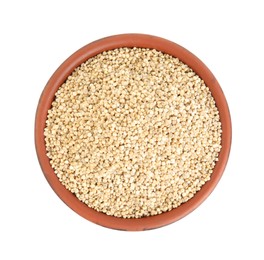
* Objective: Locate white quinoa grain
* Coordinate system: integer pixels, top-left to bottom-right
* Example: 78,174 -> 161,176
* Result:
44,48 -> 222,218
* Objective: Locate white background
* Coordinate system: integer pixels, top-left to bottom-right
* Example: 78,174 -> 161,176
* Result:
1,0 -> 263,259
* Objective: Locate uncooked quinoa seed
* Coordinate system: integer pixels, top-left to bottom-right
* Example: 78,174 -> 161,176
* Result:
44,47 -> 222,218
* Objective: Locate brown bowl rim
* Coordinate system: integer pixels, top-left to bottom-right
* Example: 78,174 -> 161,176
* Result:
35,33 -> 232,231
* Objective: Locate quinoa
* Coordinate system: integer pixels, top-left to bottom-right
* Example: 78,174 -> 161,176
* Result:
44,47 -> 222,218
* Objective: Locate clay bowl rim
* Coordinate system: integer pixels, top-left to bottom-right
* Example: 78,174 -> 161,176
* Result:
35,33 -> 232,231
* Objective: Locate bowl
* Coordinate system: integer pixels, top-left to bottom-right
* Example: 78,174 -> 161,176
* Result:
35,34 -> 231,231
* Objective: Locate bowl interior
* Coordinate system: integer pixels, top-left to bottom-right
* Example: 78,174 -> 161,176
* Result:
35,34 -> 231,231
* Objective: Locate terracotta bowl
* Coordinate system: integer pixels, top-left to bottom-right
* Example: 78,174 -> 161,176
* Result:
35,34 -> 231,231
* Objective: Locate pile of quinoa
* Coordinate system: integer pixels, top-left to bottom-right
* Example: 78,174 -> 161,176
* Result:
44,47 -> 222,218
